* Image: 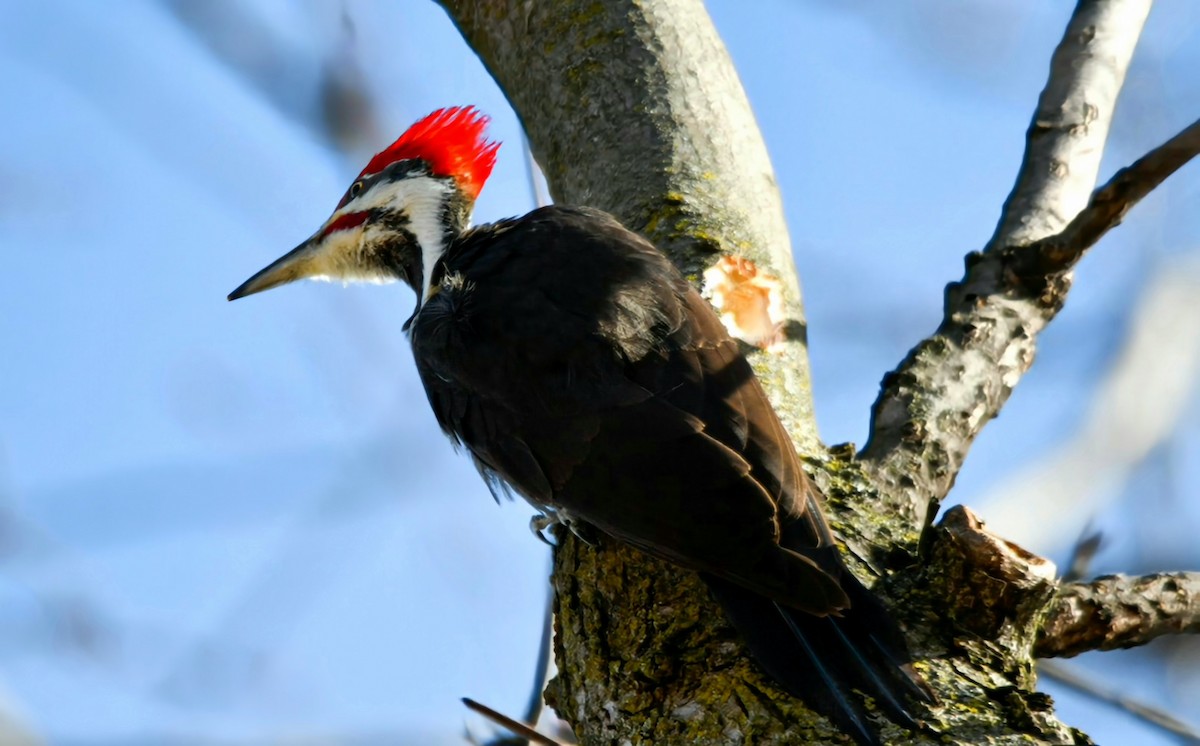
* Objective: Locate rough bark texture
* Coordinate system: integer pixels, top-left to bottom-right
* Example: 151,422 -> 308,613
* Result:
430,0 -> 1197,744
1037,572 -> 1200,658
859,0 -> 1153,527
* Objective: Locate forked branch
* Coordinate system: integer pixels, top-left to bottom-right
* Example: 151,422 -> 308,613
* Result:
860,0 -> 1155,525
1016,117 -> 1200,276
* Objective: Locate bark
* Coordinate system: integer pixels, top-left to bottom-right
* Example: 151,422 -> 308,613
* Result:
859,0 -> 1153,527
1036,572 -> 1200,658
1019,116 -> 1200,275
431,0 -> 1199,744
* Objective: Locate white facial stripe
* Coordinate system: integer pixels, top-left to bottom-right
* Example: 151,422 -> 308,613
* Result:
336,175 -> 452,302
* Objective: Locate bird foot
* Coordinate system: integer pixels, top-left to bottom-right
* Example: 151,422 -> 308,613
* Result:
529,510 -> 597,546
529,513 -> 559,545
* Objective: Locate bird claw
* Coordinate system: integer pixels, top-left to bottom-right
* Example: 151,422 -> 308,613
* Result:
530,513 -> 560,545
529,511 -> 597,546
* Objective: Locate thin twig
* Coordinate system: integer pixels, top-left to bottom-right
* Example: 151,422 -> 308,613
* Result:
463,697 -> 566,746
1039,659 -> 1200,744
524,587 -> 555,726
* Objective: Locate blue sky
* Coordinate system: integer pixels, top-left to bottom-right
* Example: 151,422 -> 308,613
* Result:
1,1 -> 1198,743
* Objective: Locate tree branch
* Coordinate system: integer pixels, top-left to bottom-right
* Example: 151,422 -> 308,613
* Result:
962,258 -> 1200,547
1036,572 -> 1200,658
1016,116 -> 1200,276
860,0 -> 1154,525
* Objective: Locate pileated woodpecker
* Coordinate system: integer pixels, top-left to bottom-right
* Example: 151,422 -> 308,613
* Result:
230,107 -> 929,745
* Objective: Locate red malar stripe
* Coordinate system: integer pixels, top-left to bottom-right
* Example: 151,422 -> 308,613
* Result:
322,211 -> 369,238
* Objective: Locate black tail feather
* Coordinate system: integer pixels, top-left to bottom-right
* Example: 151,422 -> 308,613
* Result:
822,616 -> 920,730
774,600 -> 882,746
825,574 -> 936,707
703,573 -> 927,746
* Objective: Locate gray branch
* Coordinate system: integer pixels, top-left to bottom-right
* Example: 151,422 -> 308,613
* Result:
860,0 -> 1153,525
1018,116 -> 1200,276
1037,572 -> 1200,658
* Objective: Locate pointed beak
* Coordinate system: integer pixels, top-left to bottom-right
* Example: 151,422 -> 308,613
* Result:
228,235 -> 321,301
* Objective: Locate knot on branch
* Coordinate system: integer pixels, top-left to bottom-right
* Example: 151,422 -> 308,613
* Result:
926,507 -> 1058,658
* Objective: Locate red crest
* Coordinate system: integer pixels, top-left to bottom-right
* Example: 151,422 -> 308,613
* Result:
360,107 -> 500,200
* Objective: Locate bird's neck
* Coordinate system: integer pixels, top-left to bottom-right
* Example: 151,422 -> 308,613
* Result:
408,193 -> 475,305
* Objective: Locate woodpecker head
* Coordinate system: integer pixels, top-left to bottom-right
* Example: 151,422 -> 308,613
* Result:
228,106 -> 499,305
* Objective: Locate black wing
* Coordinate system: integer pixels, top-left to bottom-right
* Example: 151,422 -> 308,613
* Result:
412,206 -> 845,611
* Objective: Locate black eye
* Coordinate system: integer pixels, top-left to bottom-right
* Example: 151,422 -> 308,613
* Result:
348,180 -> 365,199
